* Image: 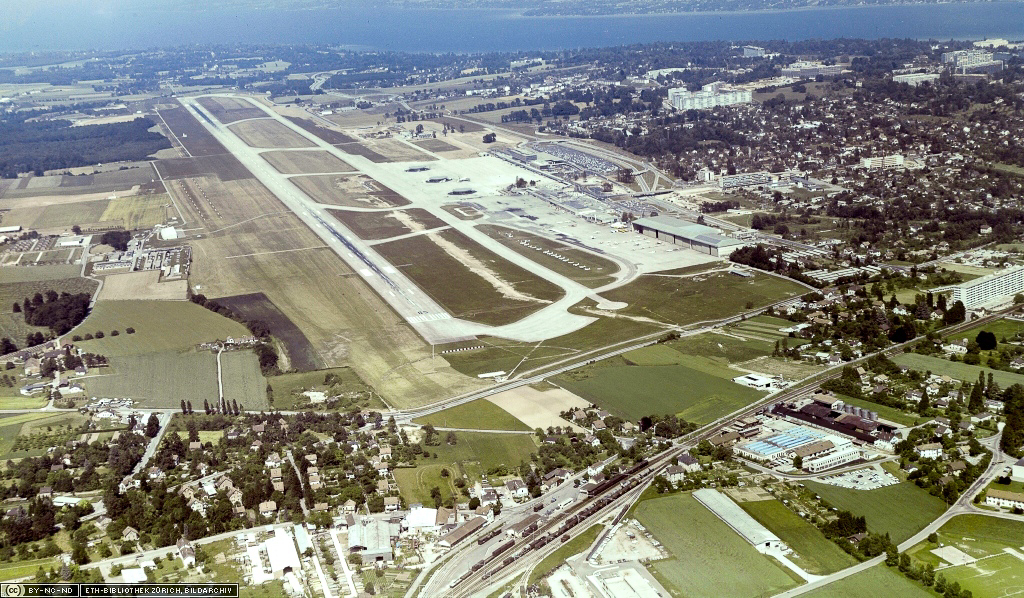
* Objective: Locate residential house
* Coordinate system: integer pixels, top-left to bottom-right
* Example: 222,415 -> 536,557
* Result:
504,479 -> 529,499
383,496 -> 401,513
259,501 -> 277,517
122,526 -> 140,542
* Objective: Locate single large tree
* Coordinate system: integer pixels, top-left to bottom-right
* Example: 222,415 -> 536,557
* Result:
145,413 -> 160,438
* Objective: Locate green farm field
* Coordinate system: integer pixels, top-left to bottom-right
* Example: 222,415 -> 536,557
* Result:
83,352 -> 223,408
634,493 -> 798,598
412,400 -> 530,431
803,564 -> 931,598
375,230 -> 564,326
0,412 -> 79,460
556,349 -> 764,423
71,300 -> 253,356
740,499 -> 858,575
892,353 -> 1024,389
804,481 -> 948,544
220,350 -> 268,410
394,431 -> 537,505
602,268 -> 805,327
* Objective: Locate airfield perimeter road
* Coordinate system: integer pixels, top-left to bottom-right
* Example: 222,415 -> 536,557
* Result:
180,94 -> 631,345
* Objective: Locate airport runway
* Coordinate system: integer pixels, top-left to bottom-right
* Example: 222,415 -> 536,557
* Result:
181,94 -> 624,344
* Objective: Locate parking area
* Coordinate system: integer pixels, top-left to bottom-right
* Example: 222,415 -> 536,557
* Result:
815,465 -> 899,490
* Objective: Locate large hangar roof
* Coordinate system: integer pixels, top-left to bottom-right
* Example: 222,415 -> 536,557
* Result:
633,216 -> 745,248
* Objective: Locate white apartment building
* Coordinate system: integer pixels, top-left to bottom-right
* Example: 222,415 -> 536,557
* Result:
860,155 -> 906,169
893,73 -> 940,87
781,61 -> 843,78
941,49 -> 1003,73
669,82 -> 752,111
951,265 -> 1024,309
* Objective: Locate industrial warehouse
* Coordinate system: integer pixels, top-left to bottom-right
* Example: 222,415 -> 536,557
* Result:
630,215 -> 747,257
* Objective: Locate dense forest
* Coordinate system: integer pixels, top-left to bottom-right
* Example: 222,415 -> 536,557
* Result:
0,117 -> 169,178
20,291 -> 91,335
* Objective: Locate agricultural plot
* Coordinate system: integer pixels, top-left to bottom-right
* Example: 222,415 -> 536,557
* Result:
602,269 -> 805,327
329,208 -> 446,240
220,350 -> 268,410
412,399 -> 531,431
216,292 -> 322,371
477,224 -> 620,289
0,412 -> 82,459
228,119 -> 316,149
100,194 -> 171,229
290,174 -> 411,208
803,564 -> 931,598
556,351 -> 764,423
634,493 -> 798,598
190,230 -> 484,409
33,199 -> 110,229
362,138 -> 436,162
892,353 -> 1024,389
84,352 -> 222,408
375,230 -> 564,326
260,150 -> 354,175
195,97 -> 269,123
97,270 -> 188,301
71,300 -> 252,357
740,499 -> 858,575
394,432 -> 537,505
803,481 -> 947,544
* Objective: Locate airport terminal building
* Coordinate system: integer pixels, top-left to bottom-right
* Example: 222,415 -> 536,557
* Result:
631,216 -> 747,257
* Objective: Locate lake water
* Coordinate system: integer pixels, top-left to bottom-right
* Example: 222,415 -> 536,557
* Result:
2,2 -> 1023,53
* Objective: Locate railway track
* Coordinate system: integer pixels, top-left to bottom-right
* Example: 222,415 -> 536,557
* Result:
439,306 -> 1015,595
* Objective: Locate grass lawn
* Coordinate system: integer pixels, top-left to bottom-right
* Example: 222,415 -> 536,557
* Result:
892,353 -> 1024,389
268,367 -> 375,410
175,430 -> 223,444
945,317 -> 1024,344
740,499 -> 858,575
394,432 -> 537,505
529,525 -> 602,584
602,269 -> 805,327
72,300 -> 252,356
0,557 -> 58,581
374,229 -> 564,326
0,396 -> 48,409
667,332 -> 776,363
803,564 -> 932,598
412,400 -> 530,431
555,355 -> 764,423
634,493 -> 798,598
804,481 -> 948,544
941,553 -> 1024,598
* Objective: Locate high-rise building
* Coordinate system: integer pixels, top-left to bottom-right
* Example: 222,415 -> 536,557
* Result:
668,82 -> 752,111
941,49 -> 1003,74
743,46 -> 766,58
951,265 -> 1024,309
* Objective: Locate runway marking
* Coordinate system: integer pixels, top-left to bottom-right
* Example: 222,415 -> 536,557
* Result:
225,245 -> 328,259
